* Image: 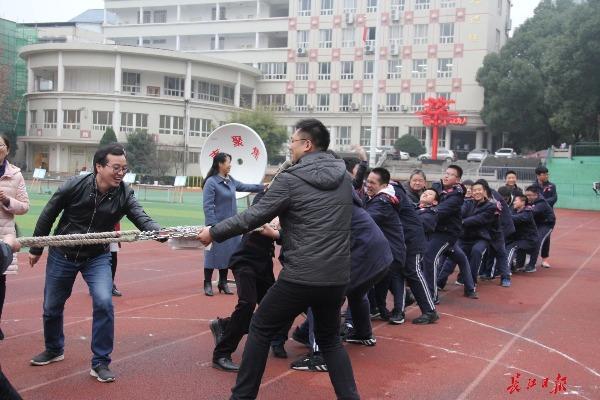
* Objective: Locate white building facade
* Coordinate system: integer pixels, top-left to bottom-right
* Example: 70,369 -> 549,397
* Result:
19,43 -> 259,175
19,0 -> 512,174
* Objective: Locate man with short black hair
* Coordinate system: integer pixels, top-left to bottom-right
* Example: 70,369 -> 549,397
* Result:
28,143 -> 163,383
499,170 -> 523,206
524,185 -> 555,272
531,165 -> 557,268
199,118 -> 359,400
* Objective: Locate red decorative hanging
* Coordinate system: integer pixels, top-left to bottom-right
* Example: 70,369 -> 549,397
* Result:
416,97 -> 467,160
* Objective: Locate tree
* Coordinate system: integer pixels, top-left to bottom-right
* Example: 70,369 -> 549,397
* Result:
394,134 -> 425,156
124,130 -> 157,174
476,0 -> 600,150
228,109 -> 288,162
99,127 -> 118,146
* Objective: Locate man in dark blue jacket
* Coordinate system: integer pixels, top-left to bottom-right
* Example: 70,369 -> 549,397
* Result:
506,194 -> 538,271
364,168 -> 437,325
524,185 -> 556,273
531,166 -> 557,268
422,165 -> 465,309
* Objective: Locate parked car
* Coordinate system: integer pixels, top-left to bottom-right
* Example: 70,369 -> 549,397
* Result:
389,150 -> 410,161
466,148 -> 490,162
494,148 -> 517,158
417,148 -> 457,162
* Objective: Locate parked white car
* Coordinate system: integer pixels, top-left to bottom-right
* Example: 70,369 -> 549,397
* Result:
417,148 -> 457,162
466,149 -> 490,162
494,148 -> 517,158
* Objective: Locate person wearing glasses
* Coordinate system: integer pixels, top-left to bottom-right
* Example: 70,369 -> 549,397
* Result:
0,134 -> 30,341
28,143 -> 163,383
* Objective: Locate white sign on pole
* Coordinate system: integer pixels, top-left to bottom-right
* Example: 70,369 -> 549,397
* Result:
123,173 -> 137,184
174,176 -> 187,187
33,168 -> 47,179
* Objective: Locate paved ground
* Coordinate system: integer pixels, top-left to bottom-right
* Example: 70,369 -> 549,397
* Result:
1,209 -> 599,399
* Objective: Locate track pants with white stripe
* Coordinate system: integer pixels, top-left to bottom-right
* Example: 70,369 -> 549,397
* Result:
389,252 -> 435,314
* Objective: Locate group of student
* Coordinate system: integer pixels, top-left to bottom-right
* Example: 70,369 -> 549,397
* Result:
207,148 -> 558,376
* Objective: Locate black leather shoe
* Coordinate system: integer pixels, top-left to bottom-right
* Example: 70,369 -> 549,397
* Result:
217,280 -> 234,295
212,357 -> 239,372
204,281 -> 213,296
271,343 -> 288,358
209,319 -> 225,346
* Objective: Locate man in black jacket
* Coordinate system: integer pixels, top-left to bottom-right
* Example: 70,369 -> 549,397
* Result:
28,144 -> 162,383
524,185 -> 556,272
531,166 -> 557,268
198,119 -> 359,400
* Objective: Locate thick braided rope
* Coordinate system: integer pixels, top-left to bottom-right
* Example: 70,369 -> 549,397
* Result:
17,226 -> 204,248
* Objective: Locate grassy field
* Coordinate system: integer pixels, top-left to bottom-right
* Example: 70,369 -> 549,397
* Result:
16,183 -> 251,238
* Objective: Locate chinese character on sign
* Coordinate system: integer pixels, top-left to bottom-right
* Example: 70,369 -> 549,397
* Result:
526,378 -> 537,390
507,373 -> 521,394
542,377 -> 550,388
550,374 -> 567,395
209,148 -> 220,158
232,135 -> 244,147
251,146 -> 260,160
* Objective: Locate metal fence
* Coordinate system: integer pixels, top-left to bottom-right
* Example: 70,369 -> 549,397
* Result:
477,166 -> 538,183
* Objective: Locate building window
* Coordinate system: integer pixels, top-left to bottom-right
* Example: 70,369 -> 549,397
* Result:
498,0 -> 503,14
222,86 -> 235,105
389,25 -> 402,47
316,93 -> 330,111
210,36 -> 225,50
44,109 -> 57,129
409,126 -> 427,146
189,152 -> 200,164
154,10 -> 167,23
388,59 -> 402,79
295,94 -> 308,111
257,94 -> 286,110
337,126 -> 351,146
367,0 -> 378,13
297,30 -> 309,49
411,92 -> 426,111
173,116 -> 184,135
318,62 -> 331,80
414,24 -> 428,45
381,126 -> 399,147
436,92 -> 452,100
341,61 -> 354,80
211,6 -> 226,20
437,58 -> 453,78
440,22 -> 454,44
412,59 -> 427,78
63,110 -> 80,130
321,0 -> 333,15
415,0 -> 430,10
363,60 -> 374,79
296,63 -> 309,80
365,27 -> 376,47
122,72 -> 140,94
339,93 -> 352,111
190,118 -> 212,137
344,0 -> 356,13
194,81 -> 221,102
120,112 -> 148,133
319,29 -> 332,48
35,71 -> 55,91
92,111 -> 113,131
386,93 -> 401,111
496,29 -> 501,51
342,28 -> 355,48
360,126 -> 371,146
298,0 -> 311,16
440,0 -> 455,8
164,76 -> 184,97
138,10 -> 151,23
160,115 -> 183,135
258,62 -> 287,80
30,110 -> 37,128
362,93 -> 372,111
391,0 -> 405,12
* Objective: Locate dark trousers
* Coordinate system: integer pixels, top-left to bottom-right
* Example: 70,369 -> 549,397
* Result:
485,237 -> 511,279
390,253 -> 435,314
423,234 -> 454,298
371,270 -> 392,317
459,239 -> 489,285
231,280 -> 359,400
110,252 -> 117,282
437,244 -> 476,293
0,368 -> 22,400
527,225 -> 553,268
506,240 -> 537,269
213,266 -> 284,360
0,274 -> 5,320
205,268 -> 228,283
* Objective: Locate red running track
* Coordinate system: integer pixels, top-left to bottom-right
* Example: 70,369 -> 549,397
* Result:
0,209 -> 599,399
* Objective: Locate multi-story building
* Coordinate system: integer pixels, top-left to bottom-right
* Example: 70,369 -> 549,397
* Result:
18,0 -> 512,174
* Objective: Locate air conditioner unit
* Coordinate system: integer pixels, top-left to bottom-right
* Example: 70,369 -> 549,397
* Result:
345,13 -> 355,24
351,103 -> 359,111
364,45 -> 375,54
505,19 -> 512,32
297,47 -> 307,56
391,8 -> 401,22
390,43 -> 399,56
377,104 -> 385,111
